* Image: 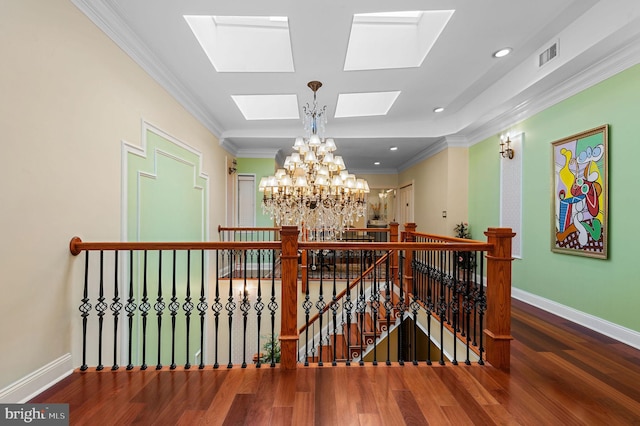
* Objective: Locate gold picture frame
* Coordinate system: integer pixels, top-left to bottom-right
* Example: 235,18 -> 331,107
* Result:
551,125 -> 608,258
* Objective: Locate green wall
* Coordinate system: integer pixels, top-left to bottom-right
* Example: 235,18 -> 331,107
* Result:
237,158 -> 276,227
469,64 -> 640,331
126,127 -> 208,365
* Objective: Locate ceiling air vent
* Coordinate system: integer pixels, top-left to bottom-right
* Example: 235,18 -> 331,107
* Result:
539,41 -> 558,67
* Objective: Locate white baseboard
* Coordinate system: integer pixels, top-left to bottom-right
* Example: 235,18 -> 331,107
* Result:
0,354 -> 74,403
512,288 -> 640,350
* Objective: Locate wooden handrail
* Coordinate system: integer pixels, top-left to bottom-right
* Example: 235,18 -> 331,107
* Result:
217,225 -> 280,232
298,251 -> 391,335
70,237 -> 492,257
405,230 -> 486,244
299,241 -> 492,252
69,237 -> 280,256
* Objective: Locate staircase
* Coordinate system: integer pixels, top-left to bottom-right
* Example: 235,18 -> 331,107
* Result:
303,287 -> 404,364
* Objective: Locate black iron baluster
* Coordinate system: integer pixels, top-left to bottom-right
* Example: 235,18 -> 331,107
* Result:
140,250 -> 150,370
240,251 -> 250,368
317,251 -> 326,366
370,251 -> 379,366
198,250 -> 207,369
254,252 -> 264,368
169,250 -> 178,370
396,251 -> 404,366
125,250 -> 136,370
384,253 -> 392,366
268,249 -> 278,367
438,250 -> 446,365
330,251 -> 339,366
477,251 -> 485,365
79,251 -> 91,371
357,250 -> 366,366
184,250 -> 194,369
450,251 -> 459,366
424,250 -> 433,366
344,250 -> 353,366
464,250 -> 473,365
111,250 -> 121,370
408,252 -> 418,366
302,250 -> 312,366
226,250 -> 236,368
212,250 -> 222,369
155,250 -> 164,370
96,250 -> 106,371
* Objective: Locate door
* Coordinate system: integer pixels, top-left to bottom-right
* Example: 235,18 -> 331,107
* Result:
399,183 -> 414,227
237,174 -> 256,226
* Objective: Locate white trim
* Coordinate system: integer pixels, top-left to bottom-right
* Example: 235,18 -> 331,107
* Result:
398,138 -> 448,172
512,288 -> 640,350
0,354 -> 73,403
499,132 -> 524,259
121,120 -> 211,365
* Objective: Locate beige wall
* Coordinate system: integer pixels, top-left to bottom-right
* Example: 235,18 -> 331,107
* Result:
0,0 -> 227,390
445,147 -> 469,234
398,148 -> 469,236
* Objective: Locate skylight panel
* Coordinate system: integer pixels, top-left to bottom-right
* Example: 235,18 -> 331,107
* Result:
231,94 -> 299,120
334,91 -> 401,118
184,15 -> 294,72
344,10 -> 455,71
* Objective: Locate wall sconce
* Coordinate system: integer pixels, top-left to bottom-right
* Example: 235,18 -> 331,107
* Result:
228,159 -> 237,174
500,134 -> 514,159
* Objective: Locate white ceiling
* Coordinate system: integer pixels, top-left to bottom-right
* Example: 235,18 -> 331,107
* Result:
73,0 -> 640,173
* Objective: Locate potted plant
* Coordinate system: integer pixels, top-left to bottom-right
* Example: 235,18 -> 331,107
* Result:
453,222 -> 476,271
260,334 -> 281,364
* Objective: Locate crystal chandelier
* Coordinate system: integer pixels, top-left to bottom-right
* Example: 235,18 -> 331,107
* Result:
259,81 -> 370,239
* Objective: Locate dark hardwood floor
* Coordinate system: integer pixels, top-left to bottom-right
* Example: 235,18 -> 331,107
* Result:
31,299 -> 640,425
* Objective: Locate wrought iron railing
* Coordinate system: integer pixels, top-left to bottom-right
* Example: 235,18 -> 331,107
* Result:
69,224 -> 514,371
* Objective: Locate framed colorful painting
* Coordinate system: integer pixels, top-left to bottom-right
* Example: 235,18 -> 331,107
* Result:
551,125 -> 608,258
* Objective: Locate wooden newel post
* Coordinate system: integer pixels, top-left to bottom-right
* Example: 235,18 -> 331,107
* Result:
403,223 -> 417,296
279,226 -> 299,369
389,222 -> 399,283
483,227 -> 515,370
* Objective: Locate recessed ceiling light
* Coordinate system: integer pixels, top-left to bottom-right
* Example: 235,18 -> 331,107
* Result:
390,146 -> 398,151
433,107 -> 444,113
493,47 -> 512,58
374,161 -> 381,166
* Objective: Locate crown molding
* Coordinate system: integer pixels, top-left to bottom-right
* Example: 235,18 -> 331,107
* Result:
71,0 -> 224,138
235,148 -> 281,159
219,138 -> 239,157
397,137 -> 447,172
464,34 -> 640,146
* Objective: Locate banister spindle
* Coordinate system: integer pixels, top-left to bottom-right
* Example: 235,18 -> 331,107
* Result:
170,250 -> 178,370
212,250 -> 222,369
254,252 -> 263,368
226,250 -> 235,368
111,250 -> 121,370
79,251 -> 91,371
268,249 -> 278,367
96,250 -> 106,371
140,250 -> 149,370
198,250 -> 207,369
126,250 -> 136,370
184,250 -> 193,369
155,251 -> 164,370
